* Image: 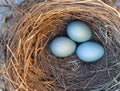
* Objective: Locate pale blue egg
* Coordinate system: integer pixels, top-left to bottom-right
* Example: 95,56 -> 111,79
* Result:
50,37 -> 76,57
67,20 -> 92,42
76,41 -> 104,62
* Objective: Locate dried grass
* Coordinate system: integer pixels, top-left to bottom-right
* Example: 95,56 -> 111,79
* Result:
3,0 -> 120,91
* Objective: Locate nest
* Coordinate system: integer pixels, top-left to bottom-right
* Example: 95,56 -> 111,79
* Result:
5,0 -> 120,91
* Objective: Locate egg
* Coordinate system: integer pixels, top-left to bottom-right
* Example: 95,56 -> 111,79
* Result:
50,37 -> 76,57
67,20 -> 92,42
76,41 -> 104,62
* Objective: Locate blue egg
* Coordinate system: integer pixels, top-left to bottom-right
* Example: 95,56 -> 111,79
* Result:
76,41 -> 104,62
67,20 -> 92,42
50,37 -> 76,57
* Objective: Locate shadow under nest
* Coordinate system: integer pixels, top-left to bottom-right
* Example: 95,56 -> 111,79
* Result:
5,0 -> 120,91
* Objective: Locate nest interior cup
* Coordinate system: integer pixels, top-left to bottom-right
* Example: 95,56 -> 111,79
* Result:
5,0 -> 120,91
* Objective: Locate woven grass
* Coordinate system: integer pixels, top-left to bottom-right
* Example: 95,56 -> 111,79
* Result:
5,0 -> 120,91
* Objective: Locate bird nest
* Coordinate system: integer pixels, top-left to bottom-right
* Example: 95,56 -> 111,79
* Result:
5,0 -> 120,91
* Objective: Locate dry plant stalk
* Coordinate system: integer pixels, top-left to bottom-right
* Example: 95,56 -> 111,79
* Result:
4,0 -> 120,91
